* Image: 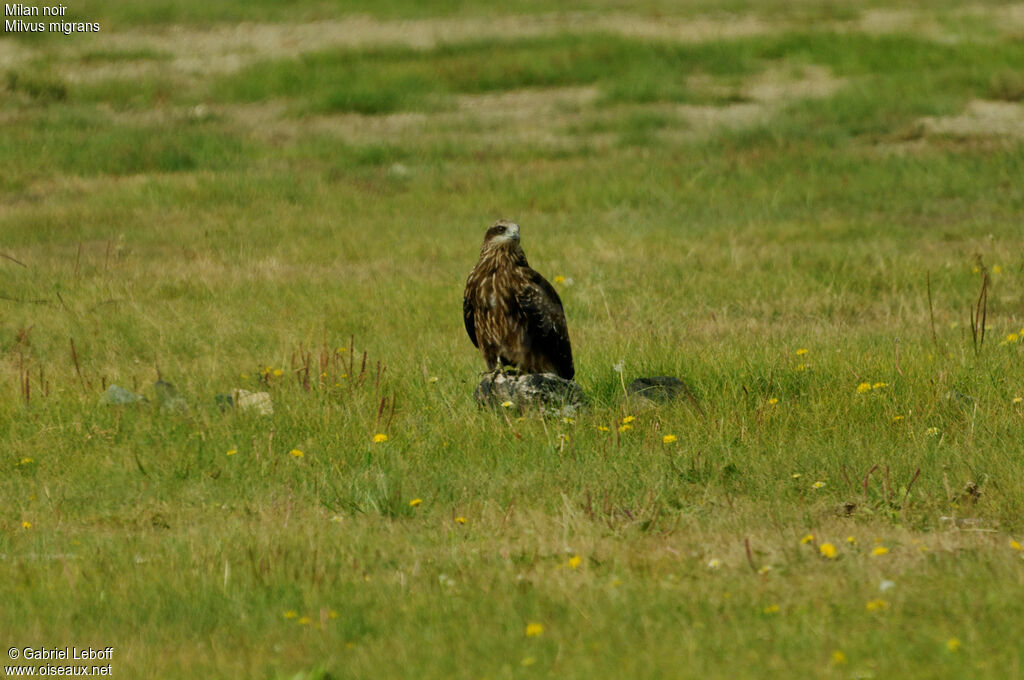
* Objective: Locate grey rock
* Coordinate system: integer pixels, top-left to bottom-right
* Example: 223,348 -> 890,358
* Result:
154,380 -> 188,413
474,371 -> 586,417
100,384 -> 146,405
233,389 -> 273,416
627,376 -> 704,415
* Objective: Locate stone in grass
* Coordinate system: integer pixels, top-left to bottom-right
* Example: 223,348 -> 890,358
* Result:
154,380 -> 188,414
100,384 -> 146,405
232,389 -> 273,416
627,376 -> 704,415
475,371 -> 586,417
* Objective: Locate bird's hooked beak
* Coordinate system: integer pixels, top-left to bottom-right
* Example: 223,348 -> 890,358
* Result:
507,223 -> 520,243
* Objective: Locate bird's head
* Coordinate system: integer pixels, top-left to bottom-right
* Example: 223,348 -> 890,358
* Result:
482,220 -> 521,250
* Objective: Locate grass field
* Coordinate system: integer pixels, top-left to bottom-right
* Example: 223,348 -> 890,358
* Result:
3,1 -> 1024,677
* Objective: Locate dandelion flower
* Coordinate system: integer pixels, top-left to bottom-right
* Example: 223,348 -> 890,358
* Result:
525,622 -> 544,637
812,481 -> 826,489
328,610 -> 339,619
409,498 -> 422,507
622,416 -> 636,424
791,473 -> 801,479
796,348 -> 809,355
925,427 -> 940,437
993,265 -> 1003,274
846,536 -> 856,544
373,433 -> 388,443
273,368 -> 283,377
1010,539 -> 1022,551
455,516 -> 467,525
226,449 -> 237,456
762,604 -> 780,614
283,610 -> 298,619
289,449 -> 304,458
553,275 -> 566,284
865,599 -> 889,612
618,424 -> 633,433
872,546 -> 889,556
19,457 -> 33,465
21,521 -> 31,529
892,415 -> 905,423
662,434 -> 677,444
707,558 -> 722,569
800,534 -> 815,544
297,616 -> 312,625
767,398 -> 779,405
568,555 -> 581,569
819,543 -> 838,559
872,382 -> 888,389
946,638 -> 962,652
562,417 -> 575,425
1013,397 -> 1023,405
429,376 -> 439,383
832,650 -> 847,665
1003,333 -> 1019,344
796,363 -> 809,371
501,401 -> 513,408
597,426 -> 610,432
757,565 -> 772,575
856,382 -> 872,393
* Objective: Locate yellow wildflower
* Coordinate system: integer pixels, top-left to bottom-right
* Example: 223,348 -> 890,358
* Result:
767,398 -> 779,405
521,657 -> 536,667
925,427 -> 940,437
289,449 -> 304,458
819,543 -> 837,559
373,433 -> 388,443
273,368 -> 283,377
622,416 -> 636,424
568,555 -> 581,569
993,265 -> 1003,274
618,424 -> 633,433
1010,539 -> 1021,551
872,546 -> 889,556
328,610 -> 339,619
800,534 -> 814,544
791,473 -> 801,479
796,348 -> 809,355
865,599 -> 889,612
429,376 -> 439,383
795,363 -> 808,371
872,382 -> 888,389
297,616 -> 312,625
757,565 -> 772,575
1013,397 -> 1023,405
553,275 -> 566,284
662,434 -> 677,444
562,417 -> 575,425
226,449 -> 237,456
832,650 -> 847,665
283,611 -> 298,619
409,498 -> 422,507
501,401 -> 513,408
597,425 -> 610,432
455,516 -> 467,525
707,558 -> 722,569
846,536 -> 856,544
892,415 -> 905,423
856,382 -> 872,393
947,638 -> 962,652
762,604 -> 780,614
525,622 -> 544,637
1004,333 -> 1020,344
21,521 -> 31,529
812,481 -> 826,489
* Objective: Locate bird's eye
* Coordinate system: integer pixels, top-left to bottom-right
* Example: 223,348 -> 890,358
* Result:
496,226 -> 506,232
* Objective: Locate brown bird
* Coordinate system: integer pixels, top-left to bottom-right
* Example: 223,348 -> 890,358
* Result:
463,220 -> 574,379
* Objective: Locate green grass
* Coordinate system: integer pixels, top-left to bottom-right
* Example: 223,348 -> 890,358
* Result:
3,1 -> 1024,678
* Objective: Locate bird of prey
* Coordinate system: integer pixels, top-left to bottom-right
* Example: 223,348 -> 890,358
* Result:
463,220 -> 574,380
